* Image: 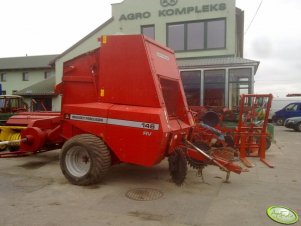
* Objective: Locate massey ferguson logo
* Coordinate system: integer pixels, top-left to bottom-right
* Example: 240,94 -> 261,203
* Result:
161,0 -> 178,7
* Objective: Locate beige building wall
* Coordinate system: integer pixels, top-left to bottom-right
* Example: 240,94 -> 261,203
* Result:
1,69 -> 54,95
53,0 -> 237,110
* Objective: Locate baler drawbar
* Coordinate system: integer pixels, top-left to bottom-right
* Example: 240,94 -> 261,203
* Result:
0,35 -> 244,185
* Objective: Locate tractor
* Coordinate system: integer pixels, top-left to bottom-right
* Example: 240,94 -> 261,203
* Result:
0,35 -> 243,185
0,95 -> 28,125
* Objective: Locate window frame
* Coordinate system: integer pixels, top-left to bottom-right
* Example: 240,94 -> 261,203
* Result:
228,68 -> 252,109
141,24 -> 155,40
180,71 -> 202,106
204,69 -> 226,106
44,71 -> 52,79
22,72 -> 29,81
0,72 -> 7,82
166,18 -> 227,52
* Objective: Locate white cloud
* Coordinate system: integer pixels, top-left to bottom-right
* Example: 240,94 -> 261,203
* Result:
237,0 -> 301,97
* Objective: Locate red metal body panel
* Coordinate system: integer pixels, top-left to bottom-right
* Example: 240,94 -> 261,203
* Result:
57,35 -> 194,166
99,36 -> 161,107
6,112 -> 61,127
0,35 -> 243,178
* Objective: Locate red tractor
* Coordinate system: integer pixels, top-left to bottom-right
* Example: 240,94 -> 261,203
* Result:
0,35 -> 243,185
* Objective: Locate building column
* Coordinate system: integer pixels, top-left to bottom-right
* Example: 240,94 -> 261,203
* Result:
225,68 -> 229,107
200,70 -> 204,106
251,66 -> 255,94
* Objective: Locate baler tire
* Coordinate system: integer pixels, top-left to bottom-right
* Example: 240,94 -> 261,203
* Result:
168,147 -> 187,186
60,134 -> 111,186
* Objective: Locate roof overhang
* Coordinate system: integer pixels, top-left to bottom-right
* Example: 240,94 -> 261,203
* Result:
15,76 -> 57,96
177,57 -> 260,73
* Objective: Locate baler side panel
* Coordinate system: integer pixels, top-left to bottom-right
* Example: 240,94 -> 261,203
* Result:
61,103 -> 113,140
98,35 -> 160,108
61,49 -> 99,106
106,105 -> 170,166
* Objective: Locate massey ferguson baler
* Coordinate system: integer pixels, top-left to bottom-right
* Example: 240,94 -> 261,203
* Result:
0,35 -> 243,185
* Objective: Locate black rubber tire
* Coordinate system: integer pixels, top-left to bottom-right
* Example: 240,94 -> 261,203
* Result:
60,134 -> 111,186
276,118 -> 284,126
168,147 -> 187,186
294,122 -> 301,132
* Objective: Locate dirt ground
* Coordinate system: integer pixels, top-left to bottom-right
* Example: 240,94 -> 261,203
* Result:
0,126 -> 300,226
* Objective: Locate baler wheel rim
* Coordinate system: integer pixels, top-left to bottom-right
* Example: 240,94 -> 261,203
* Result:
65,147 -> 91,178
60,134 -> 111,186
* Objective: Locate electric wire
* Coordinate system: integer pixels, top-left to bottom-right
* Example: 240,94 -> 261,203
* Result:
244,0 -> 264,35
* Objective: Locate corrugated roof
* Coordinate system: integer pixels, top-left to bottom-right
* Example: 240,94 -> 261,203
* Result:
177,57 -> 260,71
0,54 -> 58,70
15,76 -> 56,96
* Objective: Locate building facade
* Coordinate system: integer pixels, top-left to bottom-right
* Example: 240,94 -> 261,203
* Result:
0,55 -> 58,111
52,0 -> 259,111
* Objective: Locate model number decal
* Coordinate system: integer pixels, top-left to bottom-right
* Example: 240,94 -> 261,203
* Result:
142,122 -> 157,130
69,114 -> 159,131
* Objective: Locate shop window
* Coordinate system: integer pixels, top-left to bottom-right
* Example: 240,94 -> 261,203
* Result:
22,72 -> 29,81
187,22 -> 205,50
204,70 -> 225,106
229,68 -> 251,110
167,18 -> 226,51
1,90 -> 6,95
1,73 -> 7,82
32,98 -> 52,111
207,20 -> 226,49
167,24 -> 185,51
141,25 -> 155,40
180,71 -> 201,106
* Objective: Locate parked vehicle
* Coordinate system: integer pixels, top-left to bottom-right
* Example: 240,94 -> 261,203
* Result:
284,116 -> 301,132
0,95 -> 28,125
269,97 -> 301,120
272,102 -> 301,125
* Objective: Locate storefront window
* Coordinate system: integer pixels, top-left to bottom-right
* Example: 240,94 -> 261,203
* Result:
207,20 -> 226,49
204,70 -> 225,106
180,71 -> 201,106
167,24 -> 185,51
187,22 -> 205,50
167,19 -> 226,51
141,25 -> 155,40
229,68 -> 251,110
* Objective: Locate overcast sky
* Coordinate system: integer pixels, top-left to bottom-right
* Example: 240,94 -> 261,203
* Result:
0,0 -> 300,97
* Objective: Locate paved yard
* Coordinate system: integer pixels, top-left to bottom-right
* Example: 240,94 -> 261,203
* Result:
0,126 -> 300,226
